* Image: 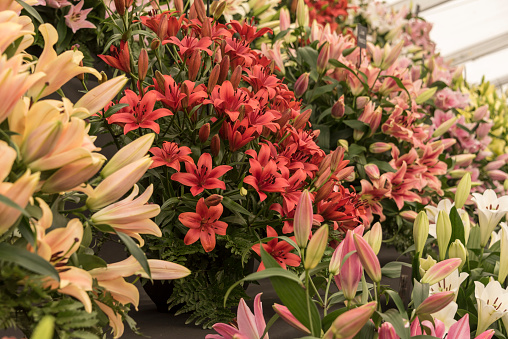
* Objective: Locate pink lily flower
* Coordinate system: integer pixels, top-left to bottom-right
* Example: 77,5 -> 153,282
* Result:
206,293 -> 268,339
64,0 -> 96,33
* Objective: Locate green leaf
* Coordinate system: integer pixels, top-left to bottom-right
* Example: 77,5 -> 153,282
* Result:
412,279 -> 429,309
322,308 -> 347,332
384,289 -> 408,317
77,254 -> 107,270
16,0 -> 44,24
103,103 -> 130,118
0,243 -> 60,282
467,226 -> 481,250
381,262 -> 411,279
328,59 -> 369,93
343,120 -> 369,132
261,313 -> 279,339
18,217 -> 36,248
348,144 -> 367,157
222,197 -> 251,216
366,159 -> 396,173
298,47 -> 318,71
449,206 -> 465,245
309,84 -> 337,102
116,231 -> 151,278
260,247 -> 321,337
0,194 -> 31,218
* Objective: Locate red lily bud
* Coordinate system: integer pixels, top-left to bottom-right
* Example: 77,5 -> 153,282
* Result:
188,3 -> 197,20
230,65 -> 242,90
193,0 -> 206,23
155,71 -> 166,95
202,18 -> 212,38
158,14 -> 169,40
314,168 -> 331,188
188,50 -> 201,81
138,49 -> 148,81
174,0 -> 184,13
218,55 -> 230,84
276,109 -> 291,129
315,180 -> 334,203
208,64 -> 220,94
211,135 -> 220,156
294,73 -> 309,98
331,95 -> 345,118
150,38 -> 160,50
317,42 -> 330,74
293,109 -> 312,130
114,0 -> 125,16
181,82 -> 189,109
330,147 -> 345,173
199,123 -> 210,143
316,154 -> 331,177
205,194 -> 223,206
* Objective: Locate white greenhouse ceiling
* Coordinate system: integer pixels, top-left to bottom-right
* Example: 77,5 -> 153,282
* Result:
386,0 -> 508,89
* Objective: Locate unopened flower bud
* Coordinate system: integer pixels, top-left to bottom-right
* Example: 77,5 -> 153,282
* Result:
296,0 -> 309,28
150,38 -> 160,50
230,65 -> 242,89
331,95 -> 345,118
114,0 -> 125,16
101,134 -> 155,178
448,240 -> 466,270
421,258 -> 462,285
138,49 -> 148,81
218,55 -> 230,84
400,210 -> 418,222
211,134 -> 220,156
433,117 -> 458,138
174,0 -> 184,13
449,169 -> 469,179
205,194 -> 223,207
337,139 -> 348,151
294,73 -> 309,98
369,142 -> 391,153
317,42 -> 330,74
193,0 -> 206,23
364,163 -> 380,181
473,105 -> 489,121
293,109 -> 312,130
240,186 -> 248,196
415,87 -> 437,104
202,17 -> 212,38
188,50 -> 202,81
199,123 -> 210,143
419,255 -> 437,277
304,225 -> 329,270
294,189 -> 313,249
157,14 -> 169,40
356,96 -> 369,109
416,291 -> 455,315
213,0 -> 227,20
436,210 -> 452,261
364,222 -> 382,255
354,233 -> 381,282
323,302 -> 377,339
413,211 -> 429,257
315,181 -> 334,203
454,172 -> 471,209
208,64 -> 220,94
155,70 -> 166,94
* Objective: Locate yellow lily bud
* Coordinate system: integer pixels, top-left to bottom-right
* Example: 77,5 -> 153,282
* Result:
415,87 -> 437,104
455,172 -> 471,209
413,211 -> 429,257
432,117 -> 458,138
304,225 -> 328,270
436,211 -> 452,261
448,240 -> 466,270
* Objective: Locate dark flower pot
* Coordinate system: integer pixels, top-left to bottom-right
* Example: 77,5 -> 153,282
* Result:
142,280 -> 178,313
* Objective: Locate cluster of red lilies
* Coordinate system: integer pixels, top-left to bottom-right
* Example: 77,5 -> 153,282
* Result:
97,3 -> 367,269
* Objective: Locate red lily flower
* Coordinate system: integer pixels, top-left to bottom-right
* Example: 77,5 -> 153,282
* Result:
207,81 -> 256,121
163,36 -> 213,58
222,119 -> 257,152
229,20 -> 273,44
187,18 -> 232,41
149,142 -> 193,171
179,198 -> 228,252
171,153 -> 232,196
252,226 -> 300,271
108,90 -> 171,134
140,11 -> 184,39
243,65 -> 281,99
280,168 -> 307,212
181,80 -> 208,112
224,38 -> 256,68
153,74 -> 186,112
243,154 -> 289,202
98,40 -> 131,73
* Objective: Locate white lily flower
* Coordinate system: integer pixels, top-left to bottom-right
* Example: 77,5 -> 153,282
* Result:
432,301 -> 458,333
499,223 -> 508,284
472,189 -> 508,247
475,280 -> 508,334
429,269 -> 469,300
490,229 -> 501,248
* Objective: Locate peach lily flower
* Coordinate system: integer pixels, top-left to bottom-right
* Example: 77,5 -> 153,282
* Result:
64,0 -> 96,33
27,23 -> 100,99
91,184 -> 162,246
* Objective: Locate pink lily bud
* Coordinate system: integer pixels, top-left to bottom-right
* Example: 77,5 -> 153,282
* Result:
484,160 -> 505,171
316,154 -> 331,178
75,75 -> 128,117
42,154 -> 106,193
304,225 -> 329,270
473,105 -> 489,121
356,96 -> 370,109
421,258 -> 462,285
477,122 -> 493,139
334,230 -> 362,300
379,322 -> 399,339
440,138 -> 457,149
330,147 -> 346,173
315,181 -> 334,203
294,73 -> 309,98
364,164 -> 380,181
0,170 -> 40,235
415,291 -> 455,315
369,142 -> 392,153
199,123 -> 210,143
101,133 -> 155,178
331,95 -> 345,118
86,156 -> 152,210
364,222 -> 382,255
451,154 -> 475,167
410,317 -> 422,336
382,40 -> 404,70
353,233 -> 381,282
279,8 -> 290,31
368,106 -> 382,137
317,42 -> 330,74
323,301 -> 377,339
400,210 -> 418,222
294,190 -> 313,249
488,170 -> 508,181
273,304 -> 310,334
